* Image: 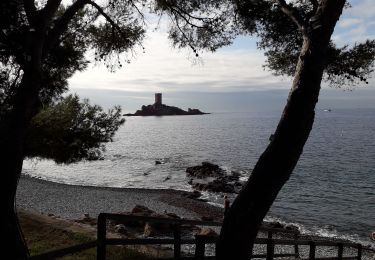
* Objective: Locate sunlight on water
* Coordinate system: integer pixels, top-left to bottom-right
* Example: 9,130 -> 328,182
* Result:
23,109 -> 375,244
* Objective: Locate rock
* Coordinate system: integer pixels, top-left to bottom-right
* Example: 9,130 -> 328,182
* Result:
192,179 -> 236,193
197,227 -> 218,237
268,222 -> 284,229
125,98 -> 209,117
182,190 -> 201,199
143,212 -> 177,237
164,212 -> 181,219
187,163 -> 244,193
143,222 -> 155,237
186,162 -> 225,178
75,214 -> 97,226
155,160 -> 162,165
132,205 -> 155,216
201,216 -> 214,222
143,221 -> 173,237
110,205 -> 155,227
114,224 -> 128,235
285,224 -> 299,232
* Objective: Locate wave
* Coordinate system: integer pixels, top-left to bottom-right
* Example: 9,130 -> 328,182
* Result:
264,215 -> 375,249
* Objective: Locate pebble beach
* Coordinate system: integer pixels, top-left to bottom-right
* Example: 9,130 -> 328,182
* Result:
17,175 -> 223,221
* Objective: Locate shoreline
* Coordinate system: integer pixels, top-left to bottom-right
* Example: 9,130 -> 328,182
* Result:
17,175 -> 375,258
17,175 -> 224,221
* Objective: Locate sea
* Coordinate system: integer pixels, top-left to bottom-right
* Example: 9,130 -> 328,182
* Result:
22,108 -> 375,247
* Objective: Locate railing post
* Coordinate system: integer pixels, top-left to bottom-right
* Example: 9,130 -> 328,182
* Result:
338,243 -> 344,260
97,214 -> 107,260
266,238 -> 275,260
294,233 -> 300,258
309,241 -> 316,260
195,235 -> 206,260
173,224 -> 181,259
268,231 -> 273,239
357,244 -> 362,260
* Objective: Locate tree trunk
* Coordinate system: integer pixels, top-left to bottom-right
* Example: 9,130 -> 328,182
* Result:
0,72 -> 41,259
0,26 -> 45,258
216,1 -> 346,259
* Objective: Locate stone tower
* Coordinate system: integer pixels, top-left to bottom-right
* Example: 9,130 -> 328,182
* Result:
154,93 -> 162,107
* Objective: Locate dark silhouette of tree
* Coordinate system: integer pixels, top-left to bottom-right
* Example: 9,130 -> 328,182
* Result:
24,94 -> 125,164
0,1 -> 226,258
158,0 -> 375,258
1,0 -> 374,258
0,0 -> 144,257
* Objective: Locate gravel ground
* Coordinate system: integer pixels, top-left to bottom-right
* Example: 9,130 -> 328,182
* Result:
16,176 -> 374,259
16,175 -> 223,221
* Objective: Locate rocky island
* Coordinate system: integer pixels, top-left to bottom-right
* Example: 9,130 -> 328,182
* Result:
124,93 -> 209,116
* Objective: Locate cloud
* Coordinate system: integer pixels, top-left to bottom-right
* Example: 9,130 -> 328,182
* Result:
69,1 -> 374,95
338,18 -> 362,28
69,32 -> 289,93
349,0 -> 375,18
333,0 -> 375,46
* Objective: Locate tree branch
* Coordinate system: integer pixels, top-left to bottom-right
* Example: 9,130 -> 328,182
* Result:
168,5 -> 207,29
305,0 -> 319,21
10,67 -> 22,89
45,0 -> 89,51
23,0 -> 37,26
87,1 -> 131,42
309,0 -> 319,11
275,0 -> 307,33
38,0 -> 63,28
128,0 -> 145,22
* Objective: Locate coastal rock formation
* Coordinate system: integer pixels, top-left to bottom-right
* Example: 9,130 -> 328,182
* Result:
109,205 -> 207,238
124,93 -> 209,116
186,162 -> 244,193
186,162 -> 225,178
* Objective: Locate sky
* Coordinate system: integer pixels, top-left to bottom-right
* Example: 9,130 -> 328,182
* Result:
68,0 -> 375,113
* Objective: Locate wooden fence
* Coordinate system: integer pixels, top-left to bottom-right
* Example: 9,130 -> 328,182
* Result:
29,213 -> 374,260
96,213 -> 369,260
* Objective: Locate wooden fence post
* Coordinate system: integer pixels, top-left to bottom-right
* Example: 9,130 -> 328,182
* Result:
338,243 -> 344,260
309,241 -> 316,260
97,214 -> 107,260
294,233 -> 300,258
266,238 -> 275,260
357,244 -> 362,260
195,235 -> 206,260
173,224 -> 181,259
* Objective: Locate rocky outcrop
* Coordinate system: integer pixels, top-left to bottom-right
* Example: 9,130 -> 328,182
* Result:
108,205 -> 211,239
186,162 -> 244,193
124,104 -> 208,116
186,162 -> 225,178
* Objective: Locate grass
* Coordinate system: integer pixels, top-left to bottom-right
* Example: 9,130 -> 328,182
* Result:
19,210 -> 156,259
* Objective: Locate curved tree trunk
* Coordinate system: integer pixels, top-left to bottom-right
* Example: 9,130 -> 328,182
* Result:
216,1 -> 346,259
0,26 -> 45,258
0,71 -> 41,259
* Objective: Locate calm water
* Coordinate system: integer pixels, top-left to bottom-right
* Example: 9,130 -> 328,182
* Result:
23,109 -> 375,245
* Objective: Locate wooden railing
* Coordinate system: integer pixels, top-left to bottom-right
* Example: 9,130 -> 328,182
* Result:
96,213 -> 372,260
97,213 -> 299,260
28,212 -> 374,260
97,213 -> 224,260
